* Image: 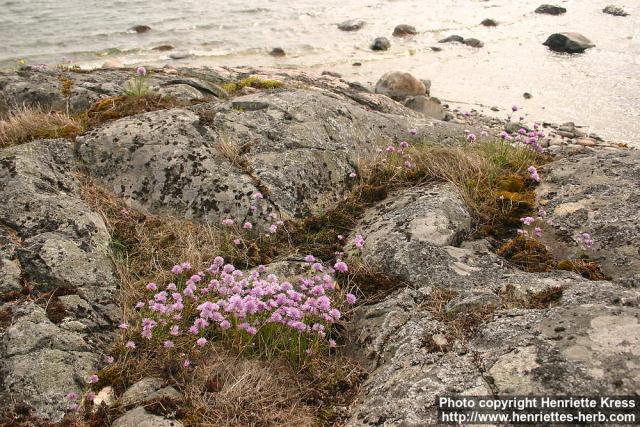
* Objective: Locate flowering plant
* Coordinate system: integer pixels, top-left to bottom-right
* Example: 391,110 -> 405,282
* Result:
123,66 -> 150,97
124,255 -> 356,363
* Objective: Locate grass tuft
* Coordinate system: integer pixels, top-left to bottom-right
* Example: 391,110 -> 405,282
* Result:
0,106 -> 82,147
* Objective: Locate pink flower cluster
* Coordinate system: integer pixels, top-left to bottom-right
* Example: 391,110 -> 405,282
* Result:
381,134 -> 415,169
129,255 -> 357,353
527,165 -> 540,182
577,232 -> 594,249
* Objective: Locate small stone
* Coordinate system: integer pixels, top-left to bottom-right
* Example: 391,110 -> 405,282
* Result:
490,106 -> 500,111
352,62 -> 362,66
543,33 -> 595,53
421,79 -> 432,96
269,47 -> 286,57
576,137 -> 597,147
523,92 -> 533,99
439,35 -> 464,43
481,19 -> 498,27
603,5 -> 628,16
463,38 -> 484,48
94,386 -> 114,407
120,377 -> 164,406
431,46 -> 443,52
113,407 -> 183,427
371,37 -> 391,51
393,24 -> 418,37
432,334 -> 449,348
338,19 -> 365,31
129,25 -> 151,33
321,71 -> 342,78
535,4 -> 567,15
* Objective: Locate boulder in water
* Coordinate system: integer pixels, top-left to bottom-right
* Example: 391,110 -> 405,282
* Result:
337,19 -> 365,31
535,4 -> 567,15
371,37 -> 391,51
602,5 -> 629,16
543,32 -> 595,53
129,25 -> 151,33
392,24 -> 417,37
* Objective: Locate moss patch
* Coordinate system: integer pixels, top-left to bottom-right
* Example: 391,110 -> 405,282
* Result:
221,76 -> 284,95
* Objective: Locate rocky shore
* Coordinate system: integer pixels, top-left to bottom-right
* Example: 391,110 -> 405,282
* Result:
0,65 -> 638,426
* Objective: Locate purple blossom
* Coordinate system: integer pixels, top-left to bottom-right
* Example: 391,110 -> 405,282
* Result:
222,218 -> 234,226
534,227 -> 543,238
466,133 -> 476,142
527,165 -> 540,182
243,221 -> 253,230
346,293 -> 356,305
163,340 -> 174,349
349,172 -> 357,178
125,340 -> 136,349
136,66 -> 147,76
409,128 -> 418,136
87,374 -> 99,384
196,337 -> 207,347
67,392 -> 78,401
334,261 -> 348,273
520,216 -> 536,226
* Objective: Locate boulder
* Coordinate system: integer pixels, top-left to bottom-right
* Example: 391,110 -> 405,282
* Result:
169,51 -> 192,60
463,38 -> 484,48
120,377 -> 182,406
374,71 -> 427,102
371,37 -> 391,51
392,24 -> 417,37
543,33 -> 595,53
403,95 -> 445,120
603,5 -> 629,16
439,35 -> 463,43
535,4 -> 567,15
481,18 -> 498,26
338,19 -> 365,31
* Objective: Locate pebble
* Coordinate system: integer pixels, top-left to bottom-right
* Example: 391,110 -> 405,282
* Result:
269,47 -> 286,57
371,37 -> 391,51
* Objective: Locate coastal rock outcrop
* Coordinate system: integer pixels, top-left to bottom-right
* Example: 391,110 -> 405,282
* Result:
0,140 -> 119,421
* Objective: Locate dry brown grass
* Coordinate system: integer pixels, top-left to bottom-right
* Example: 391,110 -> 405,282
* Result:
0,106 -> 82,147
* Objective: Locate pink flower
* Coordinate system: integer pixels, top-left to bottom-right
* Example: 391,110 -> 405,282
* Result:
233,239 -> 241,245
527,165 -> 540,182
136,66 -> 147,76
87,374 -> 99,384
222,218 -> 234,226
118,322 -> 129,330
183,359 -> 191,368
520,216 -> 536,226
67,392 -> 78,401
243,221 -> 253,230
86,392 -> 96,402
125,341 -> 136,349
399,141 -> 409,149
385,145 -> 396,153
346,293 -> 357,305
334,261 -> 348,273
196,337 -> 208,347
304,255 -> 316,263
171,265 -> 183,274
163,340 -> 174,349
512,105 -> 518,112
349,172 -> 357,178
353,234 -> 365,249
253,192 -> 263,200
135,301 -> 145,309
534,227 -> 543,237
409,128 -> 418,136
329,339 -> 337,348
105,355 -> 115,364
146,282 -> 157,291
466,133 -> 476,142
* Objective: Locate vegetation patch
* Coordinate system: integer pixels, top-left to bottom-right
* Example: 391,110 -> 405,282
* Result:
81,94 -> 187,128
221,76 -> 284,95
0,106 -> 82,148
